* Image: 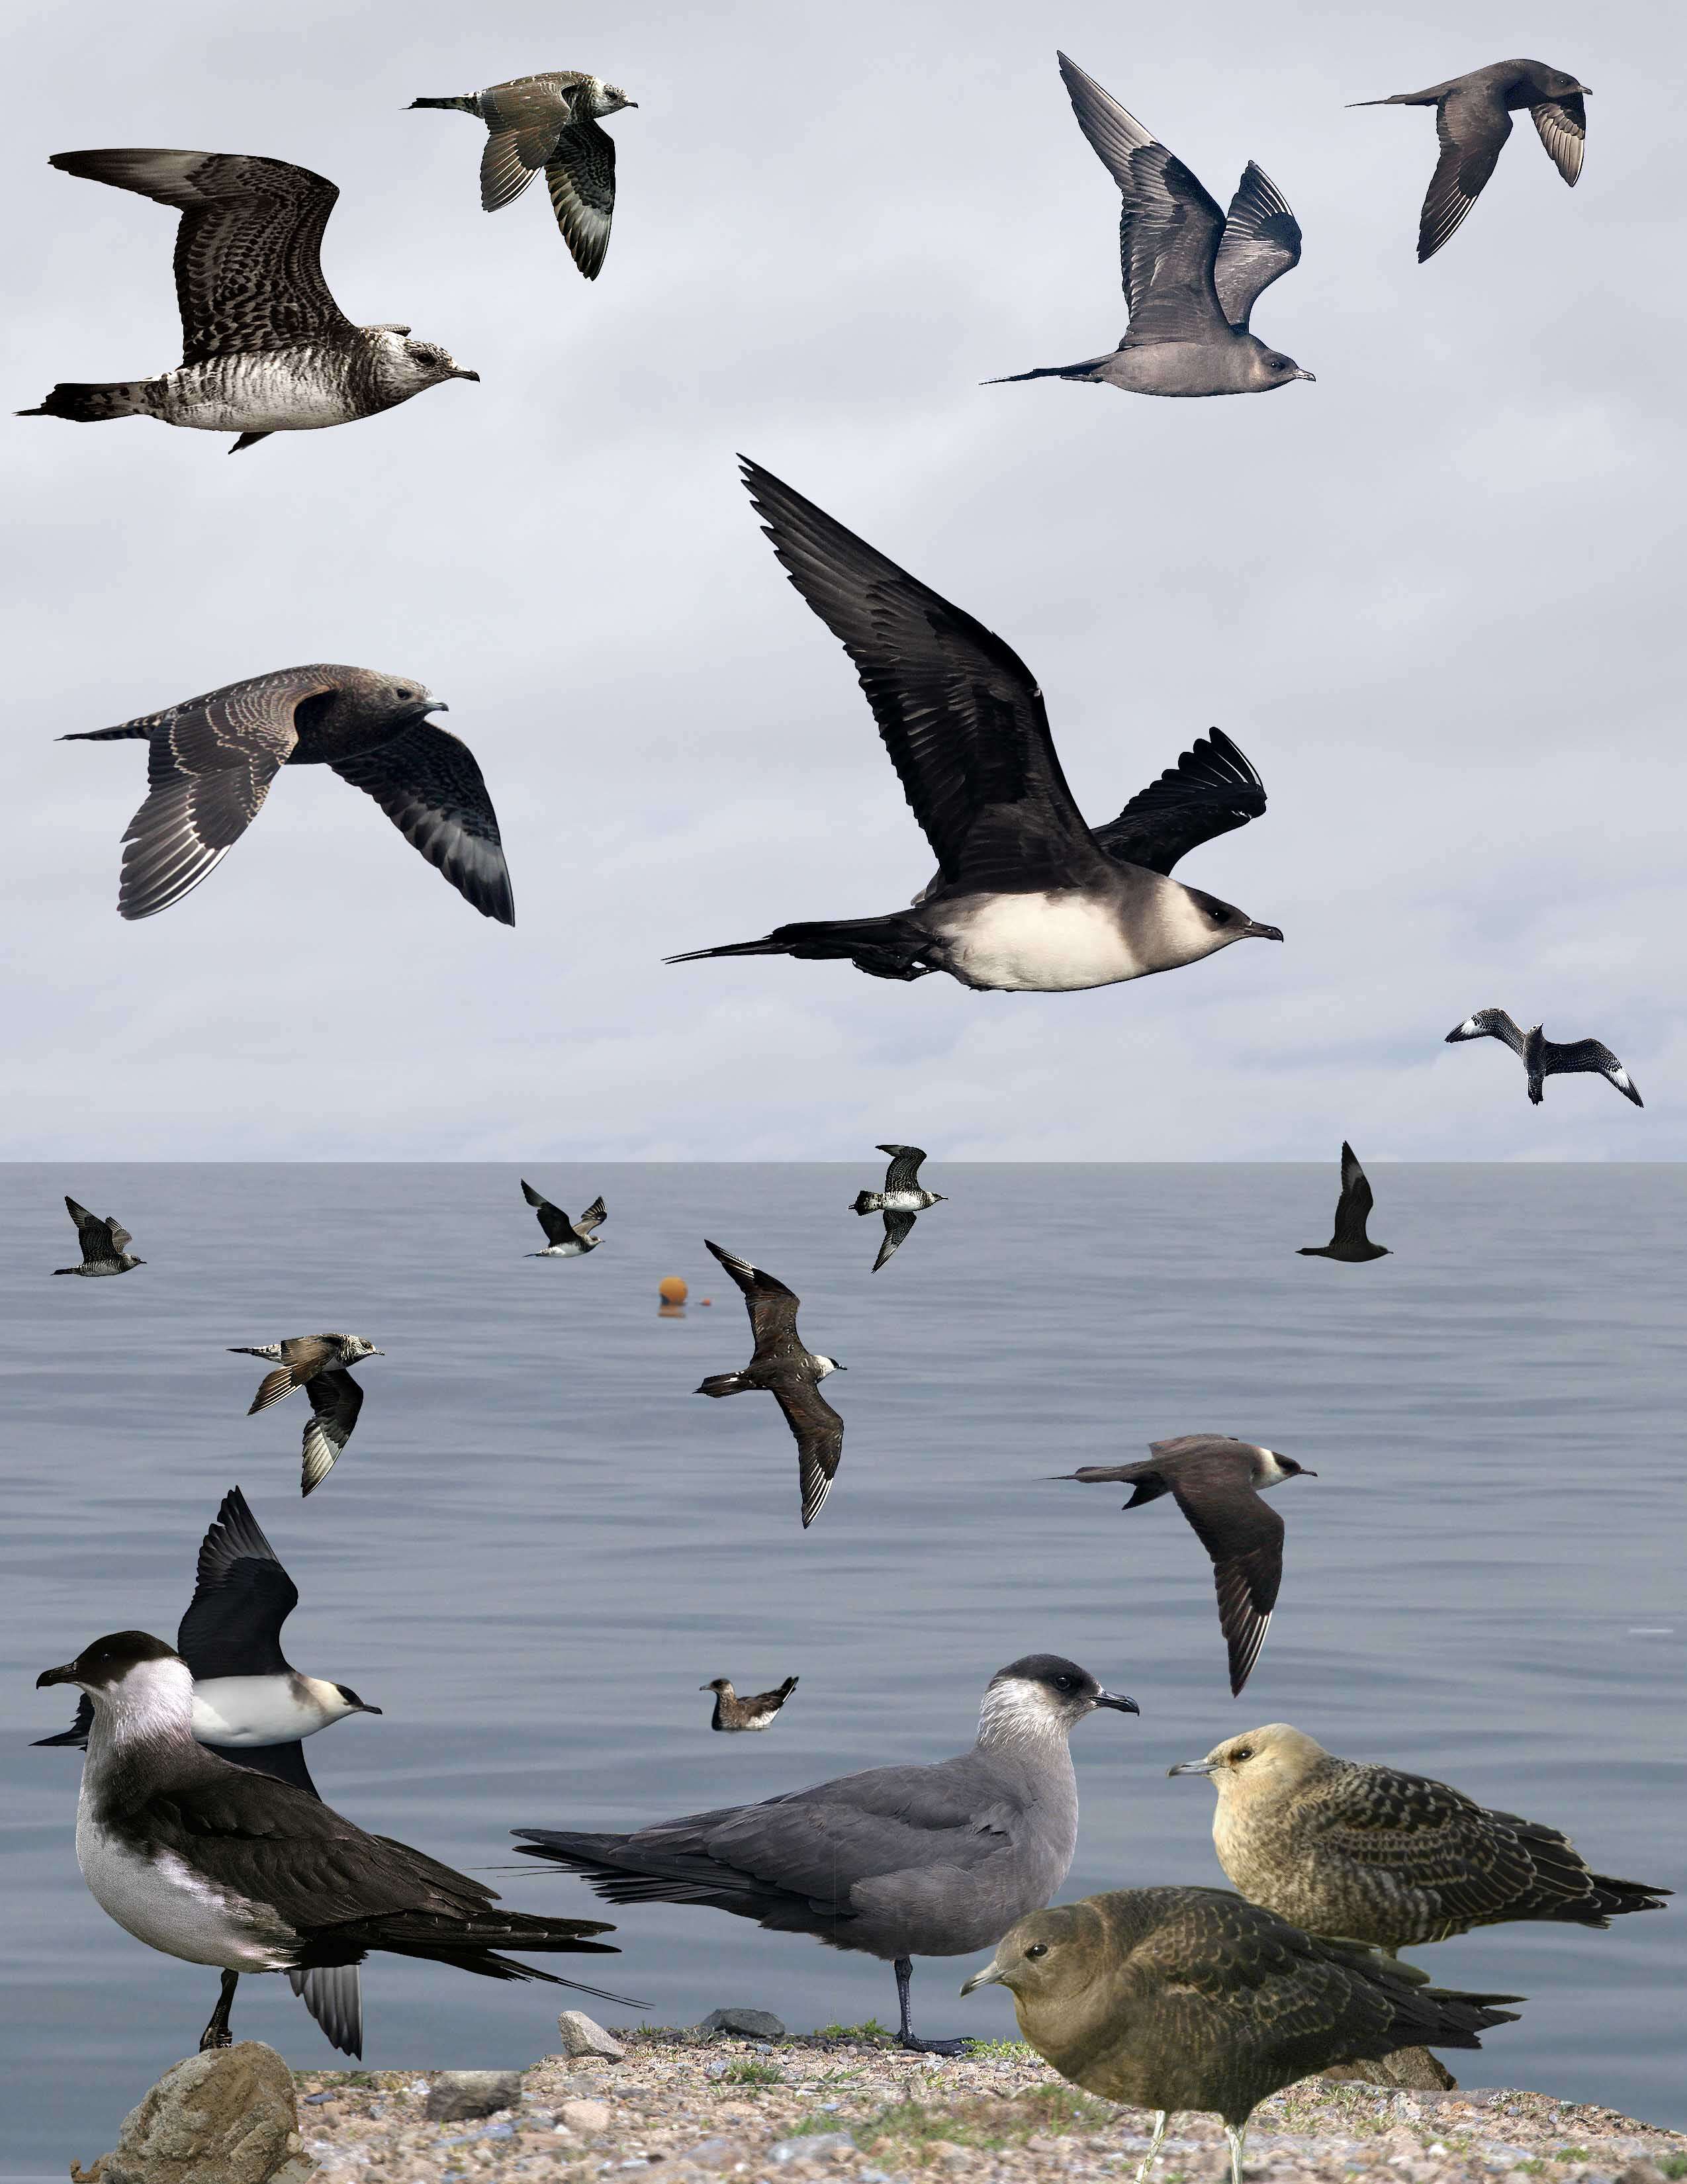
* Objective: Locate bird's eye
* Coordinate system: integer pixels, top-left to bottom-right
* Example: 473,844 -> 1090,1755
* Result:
1025,1943 -> 1050,1961
1233,1747 -> 1254,1763
395,688 -> 414,700
1053,1674 -> 1076,1692
1209,906 -> 1230,925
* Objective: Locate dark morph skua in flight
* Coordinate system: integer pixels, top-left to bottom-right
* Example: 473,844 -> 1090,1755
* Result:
411,72 -> 637,280
62,664 -> 514,924
522,1181 -> 608,1257
1351,61 -> 1588,263
850,1144 -> 947,1271
1297,1144 -> 1390,1262
230,1333 -> 385,1496
53,1195 -> 144,1277
22,150 -> 477,449
1445,1009 -> 1641,1107
696,1240 -> 846,1528
670,463 -> 1283,992
991,54 -> 1312,398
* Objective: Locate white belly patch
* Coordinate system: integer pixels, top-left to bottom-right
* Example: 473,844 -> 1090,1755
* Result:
193,1676 -> 320,1746
77,1813 -> 295,1970
939,893 -> 1141,991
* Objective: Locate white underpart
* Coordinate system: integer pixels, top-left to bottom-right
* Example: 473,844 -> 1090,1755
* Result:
938,893 -> 1145,992
537,1236 -> 592,1256
192,1673 -> 351,1746
880,1191 -> 929,1212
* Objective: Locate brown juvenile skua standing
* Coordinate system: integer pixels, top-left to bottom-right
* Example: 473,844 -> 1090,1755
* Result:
701,1676 -> 799,1731
961,1886 -> 1521,2184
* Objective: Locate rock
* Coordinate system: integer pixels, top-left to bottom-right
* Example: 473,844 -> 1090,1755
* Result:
688,2137 -> 753,2171
424,2069 -> 524,2122
698,2005 -> 788,2040
70,2042 -> 309,2184
1324,2049 -> 1457,2093
772,2134 -> 857,2163
557,2008 -> 627,2060
1617,2167 -> 1669,2184
560,2097 -> 613,2132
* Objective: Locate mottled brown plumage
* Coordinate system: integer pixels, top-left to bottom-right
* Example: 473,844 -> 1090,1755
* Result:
229,1334 -> 385,1496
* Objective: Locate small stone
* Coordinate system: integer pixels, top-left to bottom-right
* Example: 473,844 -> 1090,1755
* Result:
558,2009 -> 628,2060
426,2070 -> 525,2123
772,2134 -> 857,2163
688,2138 -> 752,2171
925,2143 -> 970,2167
1617,2167 -> 1668,2184
698,2007 -> 788,2040
561,2098 -> 614,2132
75,2041 -> 307,2184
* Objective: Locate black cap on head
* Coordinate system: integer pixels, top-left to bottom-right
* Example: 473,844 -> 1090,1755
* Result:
36,1630 -> 181,1691
990,1655 -> 1140,1713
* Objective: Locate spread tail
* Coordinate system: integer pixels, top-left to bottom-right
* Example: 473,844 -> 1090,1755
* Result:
667,913 -> 935,983
19,380 -> 162,424
409,94 -> 478,112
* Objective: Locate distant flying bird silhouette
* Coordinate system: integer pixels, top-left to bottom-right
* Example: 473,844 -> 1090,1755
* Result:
22,150 -> 477,451
1351,61 -> 1588,262
230,1334 -> 385,1496
522,1181 -> 607,1257
990,54 -> 1312,398
54,1196 -> 144,1277
850,1145 -> 948,1271
62,664 -> 514,924
1445,1010 -> 1641,1108
410,72 -> 637,280
696,1240 -> 846,1528
1297,1144 -> 1390,1263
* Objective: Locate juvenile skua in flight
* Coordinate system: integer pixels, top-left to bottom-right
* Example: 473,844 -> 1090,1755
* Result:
62,664 -> 514,924
1351,61 -> 1588,262
1054,1436 -> 1314,1696
522,1181 -> 608,1257
696,1240 -> 845,1527
53,1195 -> 144,1277
230,1334 -> 385,1496
670,464 -> 1283,992
22,150 -> 477,449
850,1144 -> 947,1271
991,54 -> 1312,398
411,72 -> 637,279
1297,1143 -> 1390,1262
517,1654 -> 1138,2051
702,1675 -> 799,1731
1445,1009 -> 1641,1107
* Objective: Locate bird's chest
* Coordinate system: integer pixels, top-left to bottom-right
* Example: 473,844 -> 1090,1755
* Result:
191,1675 -> 317,1747
936,893 -> 1141,991
76,1805 -> 296,1970
539,1238 -> 590,1257
878,1191 -> 929,1213
165,352 -> 362,433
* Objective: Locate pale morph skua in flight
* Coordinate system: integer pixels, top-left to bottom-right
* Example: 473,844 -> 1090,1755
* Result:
670,463 -> 1283,991
990,54 -> 1312,398
53,1195 -> 144,1277
1169,1724 -> 1670,1950
1297,1144 -> 1390,1262
1351,62 -> 1588,263
522,1181 -> 607,1257
961,1888 -> 1519,2184
850,1145 -> 946,1271
696,1240 -> 846,1528
21,151 -> 477,450
1053,1436 -> 1314,1696
36,1631 -> 628,2059
410,73 -> 637,280
1445,1009 -> 1641,1107
516,1655 -> 1138,2052
702,1675 -> 799,1731
62,665 -> 514,924
230,1334 -> 384,1496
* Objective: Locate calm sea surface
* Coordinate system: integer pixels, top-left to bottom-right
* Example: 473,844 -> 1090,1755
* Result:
1,1163 -> 1680,2173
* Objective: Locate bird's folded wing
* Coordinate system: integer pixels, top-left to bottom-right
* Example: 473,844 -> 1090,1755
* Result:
522,1181 -> 576,1246
705,1239 -> 802,1352
546,122 -> 617,279
329,721 -> 515,927
701,1779 -> 1016,1905
50,150 -> 355,361
741,459 -> 1107,895
109,669 -> 324,921
873,1211 -> 915,1271
772,1379 -> 844,1527
1419,97 -> 1510,263
302,1371 -> 363,1496
1530,96 -> 1584,185
179,1489 -> 297,1678
1312,1771 -> 1539,1923
1091,729 -> 1267,875
880,1145 -> 927,1191
1330,1144 -> 1375,1251
1212,163 -> 1302,330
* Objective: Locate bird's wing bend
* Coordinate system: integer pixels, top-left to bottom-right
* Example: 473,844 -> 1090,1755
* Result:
302,1371 -> 363,1496
705,1239 -> 803,1355
546,122 -> 617,279
329,721 -> 514,926
178,1486 -> 298,1677
1091,729 -> 1267,875
1212,164 -> 1302,329
1530,95 -> 1585,185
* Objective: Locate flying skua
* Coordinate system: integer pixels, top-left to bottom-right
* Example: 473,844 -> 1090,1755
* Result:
1297,1143 -> 1390,1262
850,1144 -> 946,1271
54,1195 -> 144,1277
1445,1009 -> 1641,1107
522,1181 -> 607,1257
696,1240 -> 845,1527
230,1334 -> 384,1496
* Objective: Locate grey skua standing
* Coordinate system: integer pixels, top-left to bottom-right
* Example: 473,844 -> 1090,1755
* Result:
960,1888 -> 1520,2184
1169,1723 -> 1671,1950
850,1144 -> 947,1271
230,1334 -> 385,1496
696,1240 -> 845,1527
54,1195 -> 144,1277
36,1630 -> 629,2059
702,1676 -> 799,1732
1351,62 -> 1588,262
410,73 -> 637,280
668,463 -> 1283,991
21,150 -> 477,449
522,1181 -> 607,1257
62,664 -> 514,924
1445,1009 -> 1641,1107
1297,1144 -> 1390,1262
1052,1437 -> 1314,1696
516,1654 -> 1138,2052
989,54 -> 1312,398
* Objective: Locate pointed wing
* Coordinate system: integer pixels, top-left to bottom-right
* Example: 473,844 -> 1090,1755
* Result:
1165,1457 -> 1285,1696
289,1962 -> 360,2054
177,1487 -> 297,1678
704,1240 -> 803,1355
89,668 -> 329,921
1212,163 -> 1302,330
329,721 -> 514,927
302,1371 -> 363,1496
1091,729 -> 1267,875
34,1692 -> 96,1748
1545,1038 -> 1641,1103
480,132 -> 542,210
771,1377 -> 846,1527
878,1144 -> 928,1191
1447,1008 -> 1528,1056
1331,1142 -> 1375,1253
1056,54 -> 1229,344
522,1179 -> 576,1247
106,1219 -> 134,1251
873,1212 -> 916,1271
741,460 -> 1105,895
50,150 -> 353,361
1531,95 -> 1585,185
545,120 -> 617,279
572,1195 -> 608,1237
1419,93 -> 1512,262
65,1196 -> 118,1263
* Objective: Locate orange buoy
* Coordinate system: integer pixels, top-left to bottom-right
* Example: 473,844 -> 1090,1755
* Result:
659,1275 -> 688,1305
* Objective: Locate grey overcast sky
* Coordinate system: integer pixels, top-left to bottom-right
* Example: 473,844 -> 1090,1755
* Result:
3,0 -> 1680,1160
